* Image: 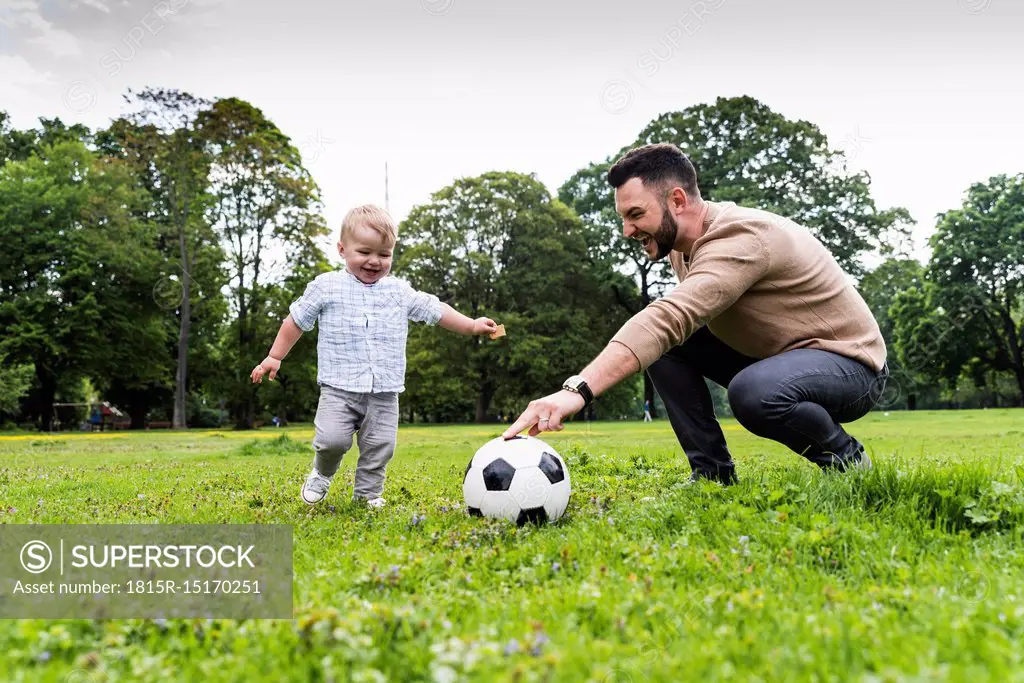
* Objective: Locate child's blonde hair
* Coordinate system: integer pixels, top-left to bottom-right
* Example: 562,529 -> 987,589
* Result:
341,204 -> 397,248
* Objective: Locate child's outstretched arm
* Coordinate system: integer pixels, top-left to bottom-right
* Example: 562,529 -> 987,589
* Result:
438,303 -> 498,337
251,315 -> 304,383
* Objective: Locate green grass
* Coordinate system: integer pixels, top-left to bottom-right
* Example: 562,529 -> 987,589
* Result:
1,410 -> 1023,682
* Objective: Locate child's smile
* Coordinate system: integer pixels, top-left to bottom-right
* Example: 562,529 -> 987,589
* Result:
338,224 -> 393,285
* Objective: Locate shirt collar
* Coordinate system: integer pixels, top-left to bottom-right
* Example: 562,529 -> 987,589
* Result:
678,200 -> 717,264
701,200 -> 723,233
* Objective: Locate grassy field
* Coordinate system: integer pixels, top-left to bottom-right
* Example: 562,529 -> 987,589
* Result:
1,410 -> 1023,682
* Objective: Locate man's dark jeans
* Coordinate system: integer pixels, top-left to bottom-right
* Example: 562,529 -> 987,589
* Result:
647,327 -> 889,483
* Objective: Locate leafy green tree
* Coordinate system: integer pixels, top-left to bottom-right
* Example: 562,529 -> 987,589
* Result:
893,175 -> 1024,405
396,171 -> 639,423
560,96 -> 913,415
1,112 -> 91,166
0,141 -> 164,430
100,88 -> 221,428
858,258 -> 932,409
199,97 -> 329,428
0,357 -> 33,417
1,112 -> 37,166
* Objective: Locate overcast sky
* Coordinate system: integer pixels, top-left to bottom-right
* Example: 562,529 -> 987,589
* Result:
2,0 -> 1022,267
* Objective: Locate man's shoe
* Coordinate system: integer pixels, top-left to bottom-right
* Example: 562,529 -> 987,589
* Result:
850,447 -> 872,470
689,469 -> 737,486
824,446 -> 872,472
301,469 -> 332,504
365,497 -> 386,509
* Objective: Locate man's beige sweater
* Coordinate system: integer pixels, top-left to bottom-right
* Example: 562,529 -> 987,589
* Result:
610,201 -> 886,372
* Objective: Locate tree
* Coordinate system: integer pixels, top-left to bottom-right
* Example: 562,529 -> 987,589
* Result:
893,175 -> 1024,405
1,112 -> 35,166
396,171 -> 639,423
1,112 -> 90,167
858,258 -> 928,409
560,95 -> 914,415
199,98 -> 329,428
0,357 -> 33,418
101,88 -> 220,429
0,141 -> 163,430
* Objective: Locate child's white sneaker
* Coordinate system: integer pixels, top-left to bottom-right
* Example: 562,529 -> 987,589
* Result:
366,497 -> 386,509
301,469 -> 332,505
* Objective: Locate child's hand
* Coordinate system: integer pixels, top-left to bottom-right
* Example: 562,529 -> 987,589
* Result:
472,317 -> 498,336
251,356 -> 282,384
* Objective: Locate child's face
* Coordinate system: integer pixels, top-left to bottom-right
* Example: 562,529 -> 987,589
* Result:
338,224 -> 394,285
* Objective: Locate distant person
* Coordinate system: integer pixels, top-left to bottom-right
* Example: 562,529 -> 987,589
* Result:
251,205 -> 500,508
271,415 -> 280,428
643,399 -> 652,422
504,144 -> 888,484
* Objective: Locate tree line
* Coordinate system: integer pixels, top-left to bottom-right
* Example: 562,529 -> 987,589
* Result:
1,92 -> 1021,431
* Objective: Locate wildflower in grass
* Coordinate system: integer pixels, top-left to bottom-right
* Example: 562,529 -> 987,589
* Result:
530,633 -> 549,656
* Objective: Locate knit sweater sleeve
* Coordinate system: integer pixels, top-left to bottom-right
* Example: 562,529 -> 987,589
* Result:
610,222 -> 770,369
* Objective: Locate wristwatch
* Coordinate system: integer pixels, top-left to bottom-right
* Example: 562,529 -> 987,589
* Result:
562,375 -> 594,408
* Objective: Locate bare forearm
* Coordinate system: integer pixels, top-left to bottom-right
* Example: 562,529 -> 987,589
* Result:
438,303 -> 475,335
501,341 -> 641,439
268,315 -> 304,359
579,341 -> 642,397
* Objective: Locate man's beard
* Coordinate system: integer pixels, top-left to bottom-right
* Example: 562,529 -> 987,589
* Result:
651,206 -> 677,260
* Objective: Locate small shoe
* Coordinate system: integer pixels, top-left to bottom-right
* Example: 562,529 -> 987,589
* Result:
366,497 -> 386,509
301,469 -> 332,505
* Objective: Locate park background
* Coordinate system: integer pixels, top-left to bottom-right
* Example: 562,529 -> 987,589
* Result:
1,86 -> 1022,431
0,0 -> 1022,432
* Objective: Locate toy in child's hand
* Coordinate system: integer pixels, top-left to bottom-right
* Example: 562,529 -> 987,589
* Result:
489,324 -> 506,340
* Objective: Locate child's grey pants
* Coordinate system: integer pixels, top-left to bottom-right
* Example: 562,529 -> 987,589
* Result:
312,386 -> 399,499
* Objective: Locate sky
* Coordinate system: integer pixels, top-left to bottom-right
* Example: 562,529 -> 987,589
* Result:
2,0 -> 1022,267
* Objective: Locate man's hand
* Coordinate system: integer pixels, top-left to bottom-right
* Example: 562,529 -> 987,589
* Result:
472,317 -> 498,336
251,356 -> 282,384
502,390 -> 585,439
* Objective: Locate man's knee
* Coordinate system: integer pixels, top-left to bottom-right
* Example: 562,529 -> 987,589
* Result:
727,367 -> 773,427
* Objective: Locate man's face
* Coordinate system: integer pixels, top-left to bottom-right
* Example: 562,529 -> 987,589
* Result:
614,177 -> 678,261
338,224 -> 393,284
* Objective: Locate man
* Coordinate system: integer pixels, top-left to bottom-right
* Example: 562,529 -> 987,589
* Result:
503,143 -> 888,483
643,399 -> 653,423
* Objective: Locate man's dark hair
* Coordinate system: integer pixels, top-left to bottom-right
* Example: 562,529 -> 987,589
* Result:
606,143 -> 700,198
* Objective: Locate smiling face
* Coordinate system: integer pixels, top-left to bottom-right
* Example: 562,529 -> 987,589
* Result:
338,223 -> 393,284
614,177 -> 680,261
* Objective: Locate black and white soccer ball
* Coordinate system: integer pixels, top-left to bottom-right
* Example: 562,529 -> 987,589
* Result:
463,435 -> 571,525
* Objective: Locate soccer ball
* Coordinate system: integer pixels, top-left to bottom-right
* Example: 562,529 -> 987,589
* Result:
463,435 -> 571,525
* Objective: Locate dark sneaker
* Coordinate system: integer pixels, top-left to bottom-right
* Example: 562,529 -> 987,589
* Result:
850,447 -> 872,470
689,468 -> 738,486
825,446 -> 872,472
